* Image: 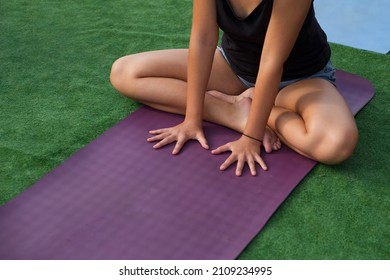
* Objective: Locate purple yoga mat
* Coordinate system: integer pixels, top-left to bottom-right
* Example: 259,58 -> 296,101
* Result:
0,70 -> 374,260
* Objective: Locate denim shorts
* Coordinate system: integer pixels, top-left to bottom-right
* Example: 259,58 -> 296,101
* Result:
217,46 -> 336,91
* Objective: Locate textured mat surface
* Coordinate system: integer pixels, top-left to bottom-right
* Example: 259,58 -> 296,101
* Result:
0,70 -> 374,260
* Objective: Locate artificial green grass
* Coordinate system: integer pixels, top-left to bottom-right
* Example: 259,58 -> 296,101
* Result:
1,0 -> 389,259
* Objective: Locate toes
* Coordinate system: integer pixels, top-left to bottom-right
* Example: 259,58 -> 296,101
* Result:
273,140 -> 282,151
263,126 -> 282,152
264,144 -> 273,153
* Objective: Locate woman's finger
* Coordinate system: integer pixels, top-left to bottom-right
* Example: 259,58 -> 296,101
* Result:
247,157 -> 257,176
147,132 -> 170,143
196,134 -> 209,150
220,154 -> 237,171
254,153 -> 268,171
235,157 -> 245,177
211,143 -> 230,155
149,128 -> 169,135
172,139 -> 186,155
153,135 -> 175,149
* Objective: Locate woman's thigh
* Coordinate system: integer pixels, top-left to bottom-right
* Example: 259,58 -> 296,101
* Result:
111,48 -> 245,96
275,78 -> 356,134
271,78 -> 358,163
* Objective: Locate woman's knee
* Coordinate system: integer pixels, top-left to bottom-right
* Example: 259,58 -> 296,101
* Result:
316,123 -> 359,165
110,56 -> 135,94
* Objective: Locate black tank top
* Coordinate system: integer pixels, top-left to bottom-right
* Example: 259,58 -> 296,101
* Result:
216,0 -> 331,82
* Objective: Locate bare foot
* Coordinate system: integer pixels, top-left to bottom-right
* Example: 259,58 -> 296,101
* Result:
263,126 -> 282,153
207,87 -> 254,104
206,89 -> 282,152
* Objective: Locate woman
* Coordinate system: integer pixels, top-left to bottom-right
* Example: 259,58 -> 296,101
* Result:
110,0 -> 358,176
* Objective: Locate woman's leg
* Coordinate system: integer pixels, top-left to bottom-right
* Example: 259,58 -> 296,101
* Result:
110,49 -> 251,132
268,78 -> 358,164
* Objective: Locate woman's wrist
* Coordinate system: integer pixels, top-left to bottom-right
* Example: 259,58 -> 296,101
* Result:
184,115 -> 203,126
242,133 -> 263,144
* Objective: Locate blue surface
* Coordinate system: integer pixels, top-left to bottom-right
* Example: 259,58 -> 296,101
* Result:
314,0 -> 390,54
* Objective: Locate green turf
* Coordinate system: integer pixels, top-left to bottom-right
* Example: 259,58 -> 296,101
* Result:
1,0 -> 389,259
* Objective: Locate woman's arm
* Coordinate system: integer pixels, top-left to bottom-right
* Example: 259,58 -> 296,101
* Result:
186,0 -> 219,123
245,0 -> 312,142
148,0 -> 219,154
213,0 -> 313,176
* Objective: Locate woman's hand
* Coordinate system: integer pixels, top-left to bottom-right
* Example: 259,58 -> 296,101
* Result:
211,135 -> 267,176
147,120 -> 209,155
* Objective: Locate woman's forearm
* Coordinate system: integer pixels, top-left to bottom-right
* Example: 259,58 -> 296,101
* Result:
243,0 -> 312,142
185,37 -> 218,124
185,0 -> 219,124
244,64 -> 283,141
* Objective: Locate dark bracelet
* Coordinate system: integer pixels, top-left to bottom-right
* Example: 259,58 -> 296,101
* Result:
242,133 -> 262,143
